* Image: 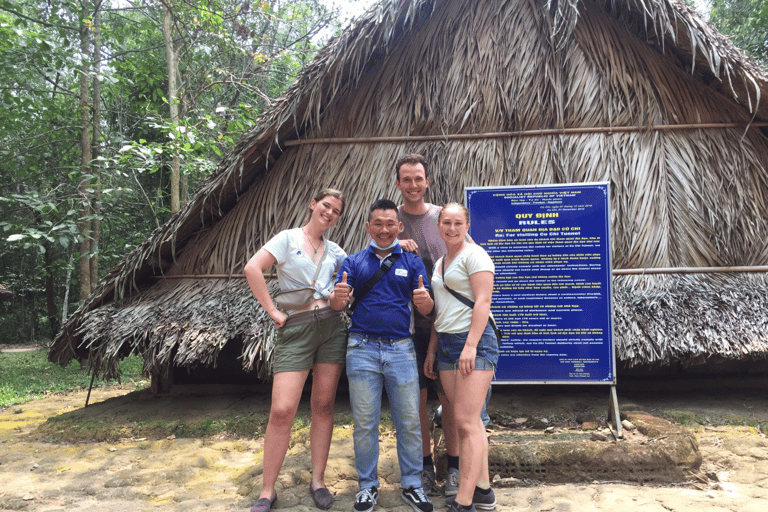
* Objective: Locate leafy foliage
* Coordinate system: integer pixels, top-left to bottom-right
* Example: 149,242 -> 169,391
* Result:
0,0 -> 345,345
710,0 -> 768,64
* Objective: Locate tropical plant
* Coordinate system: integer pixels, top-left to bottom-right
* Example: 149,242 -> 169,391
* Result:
0,0 -> 344,345
710,0 -> 768,64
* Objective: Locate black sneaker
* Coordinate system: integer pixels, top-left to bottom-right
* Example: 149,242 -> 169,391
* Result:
444,467 -> 459,496
401,486 -> 434,512
353,486 -> 378,512
446,487 -> 496,511
446,500 -> 476,512
421,465 -> 437,496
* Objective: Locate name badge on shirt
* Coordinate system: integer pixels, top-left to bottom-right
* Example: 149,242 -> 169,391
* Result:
395,269 -> 408,277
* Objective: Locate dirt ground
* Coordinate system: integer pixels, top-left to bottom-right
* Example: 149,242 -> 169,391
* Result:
1,367 -> 767,512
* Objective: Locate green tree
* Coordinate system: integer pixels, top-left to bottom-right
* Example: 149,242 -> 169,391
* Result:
710,0 -> 768,64
0,0 -> 345,345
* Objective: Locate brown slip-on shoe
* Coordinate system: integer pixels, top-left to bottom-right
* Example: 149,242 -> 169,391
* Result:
310,484 -> 334,510
250,493 -> 277,512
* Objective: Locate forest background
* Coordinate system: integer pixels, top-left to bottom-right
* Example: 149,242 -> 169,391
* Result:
0,0 -> 766,347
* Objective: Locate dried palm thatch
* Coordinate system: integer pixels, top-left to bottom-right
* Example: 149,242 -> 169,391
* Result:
50,0 -> 768,379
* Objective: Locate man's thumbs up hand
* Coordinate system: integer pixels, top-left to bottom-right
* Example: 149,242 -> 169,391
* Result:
331,271 -> 353,310
413,274 -> 433,314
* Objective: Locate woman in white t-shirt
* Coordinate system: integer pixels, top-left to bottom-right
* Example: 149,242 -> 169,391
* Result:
244,189 -> 347,512
424,203 -> 499,512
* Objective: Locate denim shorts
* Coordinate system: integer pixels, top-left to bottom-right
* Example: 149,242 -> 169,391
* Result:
435,322 -> 499,372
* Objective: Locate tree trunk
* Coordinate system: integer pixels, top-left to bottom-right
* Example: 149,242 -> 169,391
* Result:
62,252 -> 74,325
162,1 -> 181,213
78,1 -> 92,303
38,205 -> 58,337
44,239 -> 59,337
90,6 -> 102,289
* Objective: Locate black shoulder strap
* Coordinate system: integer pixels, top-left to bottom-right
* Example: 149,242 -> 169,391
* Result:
349,253 -> 401,312
441,256 -> 502,340
441,256 -> 475,309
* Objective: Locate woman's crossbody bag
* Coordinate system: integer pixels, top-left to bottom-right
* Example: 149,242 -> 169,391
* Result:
272,246 -> 328,310
441,257 -> 502,341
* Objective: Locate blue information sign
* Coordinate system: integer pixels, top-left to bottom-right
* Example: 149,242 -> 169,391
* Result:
466,183 -> 615,384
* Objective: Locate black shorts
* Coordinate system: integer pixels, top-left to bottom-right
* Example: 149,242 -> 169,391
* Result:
413,326 -> 431,390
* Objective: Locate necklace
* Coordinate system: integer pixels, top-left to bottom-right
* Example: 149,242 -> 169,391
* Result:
303,227 -> 322,254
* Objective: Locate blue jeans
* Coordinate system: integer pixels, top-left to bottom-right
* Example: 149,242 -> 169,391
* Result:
346,333 -> 422,490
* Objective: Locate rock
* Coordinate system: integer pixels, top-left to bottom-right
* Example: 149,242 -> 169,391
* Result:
582,421 -> 599,431
492,476 -> 523,487
514,418 -> 528,425
591,431 -> 607,441
622,420 -> 637,431
544,426 -> 555,434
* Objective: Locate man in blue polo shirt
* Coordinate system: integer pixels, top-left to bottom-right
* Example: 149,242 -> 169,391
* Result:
330,199 -> 434,512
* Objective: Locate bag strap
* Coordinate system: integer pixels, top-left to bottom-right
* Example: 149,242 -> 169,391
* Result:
349,253 -> 401,312
441,256 -> 475,308
441,256 -> 501,339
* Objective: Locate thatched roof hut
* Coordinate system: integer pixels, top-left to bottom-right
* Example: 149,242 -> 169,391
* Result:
50,0 -> 768,380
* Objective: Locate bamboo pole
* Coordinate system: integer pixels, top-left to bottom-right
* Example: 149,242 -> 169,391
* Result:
283,122 -> 768,147
612,265 -> 768,275
152,273 -> 258,279
155,265 -> 768,279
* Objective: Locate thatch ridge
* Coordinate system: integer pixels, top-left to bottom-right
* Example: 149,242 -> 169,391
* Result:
50,0 -> 768,379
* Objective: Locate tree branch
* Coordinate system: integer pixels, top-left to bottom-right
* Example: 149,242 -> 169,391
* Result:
0,5 -> 78,31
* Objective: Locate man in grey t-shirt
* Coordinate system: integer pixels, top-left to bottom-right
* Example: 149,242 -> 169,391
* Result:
394,153 -> 455,497
395,153 -> 490,498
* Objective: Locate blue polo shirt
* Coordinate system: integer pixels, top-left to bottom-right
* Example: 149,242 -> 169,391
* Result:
336,242 -> 430,338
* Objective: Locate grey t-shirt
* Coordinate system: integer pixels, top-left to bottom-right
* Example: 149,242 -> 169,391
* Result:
397,203 -> 446,279
398,203 -> 446,329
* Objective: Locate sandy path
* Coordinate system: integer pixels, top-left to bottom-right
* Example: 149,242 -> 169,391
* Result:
1,380 -> 767,511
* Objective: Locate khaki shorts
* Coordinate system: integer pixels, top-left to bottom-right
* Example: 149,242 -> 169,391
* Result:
272,307 -> 347,374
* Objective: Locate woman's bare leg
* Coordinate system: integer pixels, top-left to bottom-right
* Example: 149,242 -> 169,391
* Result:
439,369 -> 494,506
259,369 -> 310,500
308,362 -> 343,489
